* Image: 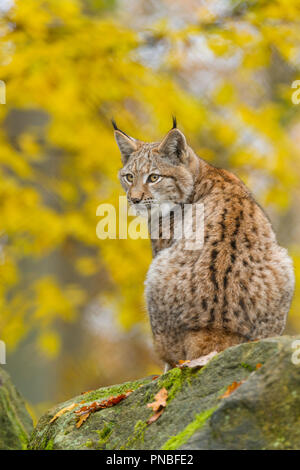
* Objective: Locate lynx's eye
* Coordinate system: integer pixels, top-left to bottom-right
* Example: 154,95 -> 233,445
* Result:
148,174 -> 161,183
125,174 -> 134,184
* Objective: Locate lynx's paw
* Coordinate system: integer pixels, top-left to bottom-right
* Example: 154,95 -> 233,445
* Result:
164,363 -> 172,373
176,351 -> 218,369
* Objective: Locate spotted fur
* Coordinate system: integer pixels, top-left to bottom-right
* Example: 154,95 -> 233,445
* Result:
114,123 -> 295,369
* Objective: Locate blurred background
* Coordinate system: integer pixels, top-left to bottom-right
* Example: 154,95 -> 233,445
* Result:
0,0 -> 300,421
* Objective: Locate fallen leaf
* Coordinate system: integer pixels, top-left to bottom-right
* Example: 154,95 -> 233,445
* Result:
75,401 -> 97,415
256,363 -> 262,369
147,387 -> 168,412
50,403 -> 78,423
74,390 -> 133,427
80,390 -> 93,395
178,359 -> 190,365
146,387 -> 168,425
147,409 -> 164,425
151,375 -> 159,381
76,412 -> 90,429
219,380 -> 245,399
177,351 -> 218,369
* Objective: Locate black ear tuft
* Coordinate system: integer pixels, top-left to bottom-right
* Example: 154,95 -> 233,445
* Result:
111,118 -> 118,131
111,119 -> 132,139
172,116 -> 177,129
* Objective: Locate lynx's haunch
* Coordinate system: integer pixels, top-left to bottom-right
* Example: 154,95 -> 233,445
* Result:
114,120 -> 295,370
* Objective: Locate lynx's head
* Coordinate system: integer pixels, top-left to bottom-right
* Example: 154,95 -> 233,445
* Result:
114,118 -> 200,207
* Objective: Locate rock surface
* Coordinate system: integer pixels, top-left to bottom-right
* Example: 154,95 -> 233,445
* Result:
28,335 -> 300,450
0,367 -> 33,450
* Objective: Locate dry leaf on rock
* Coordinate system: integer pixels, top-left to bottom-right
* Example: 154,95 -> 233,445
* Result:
76,412 -> 91,429
219,380 -> 245,399
177,351 -> 218,369
49,403 -> 78,423
147,409 -> 164,425
147,387 -> 168,425
74,390 -> 133,428
147,387 -> 168,412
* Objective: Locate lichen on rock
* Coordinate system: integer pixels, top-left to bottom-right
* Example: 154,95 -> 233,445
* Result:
28,335 -> 300,450
0,367 -> 33,450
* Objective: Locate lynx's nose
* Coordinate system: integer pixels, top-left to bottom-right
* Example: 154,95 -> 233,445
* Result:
130,187 -> 144,204
131,196 -> 143,204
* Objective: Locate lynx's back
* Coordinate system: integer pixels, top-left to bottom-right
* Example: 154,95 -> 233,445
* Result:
114,120 -> 295,369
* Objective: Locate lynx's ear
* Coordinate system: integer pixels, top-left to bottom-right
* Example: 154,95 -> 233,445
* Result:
158,127 -> 187,164
112,120 -> 137,165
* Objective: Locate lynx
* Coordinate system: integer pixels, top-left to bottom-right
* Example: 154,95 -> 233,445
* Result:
114,118 -> 295,370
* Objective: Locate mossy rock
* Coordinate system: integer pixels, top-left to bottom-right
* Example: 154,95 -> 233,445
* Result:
0,367 -> 33,450
29,336 -> 300,450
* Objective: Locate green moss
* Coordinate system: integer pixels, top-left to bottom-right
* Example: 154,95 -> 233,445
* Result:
96,422 -> 114,449
121,420 -> 148,449
158,367 -> 189,402
240,362 -> 256,372
77,378 -> 151,404
162,407 -> 217,450
36,433 -> 53,451
0,387 -> 31,450
45,439 -> 54,450
19,430 -> 29,450
85,439 -> 94,448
